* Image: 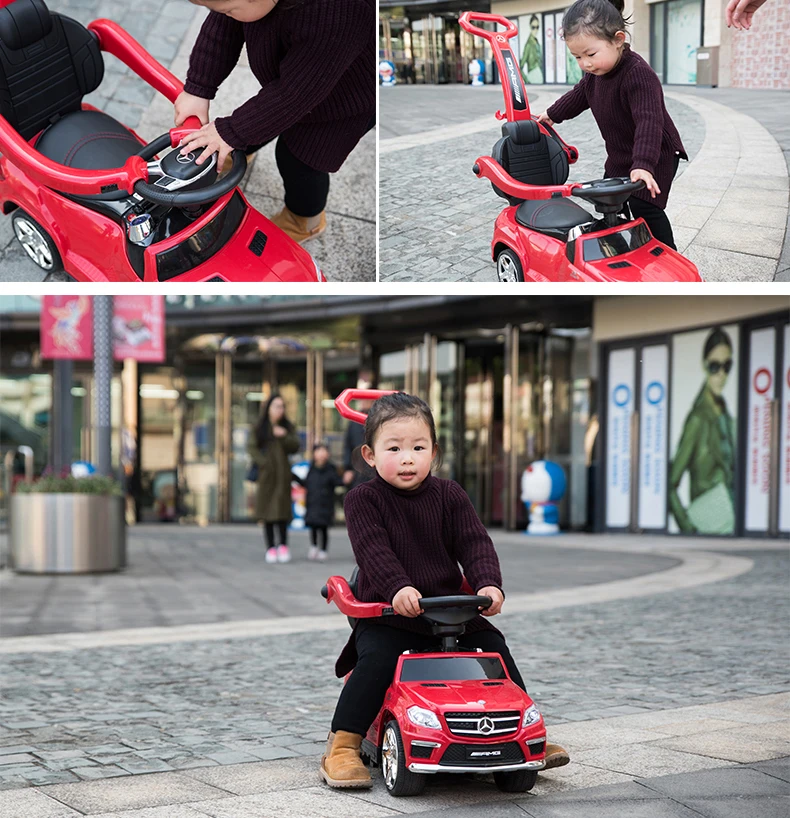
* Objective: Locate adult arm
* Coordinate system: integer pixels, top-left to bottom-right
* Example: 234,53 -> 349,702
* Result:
623,67 -> 665,177
282,429 -> 301,456
344,489 -> 414,604
215,0 -> 372,149
184,13 -> 245,100
247,437 -> 268,467
546,77 -> 590,124
668,414 -> 701,533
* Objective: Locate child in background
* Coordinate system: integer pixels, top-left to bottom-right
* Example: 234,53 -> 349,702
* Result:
320,393 -> 569,789
293,444 -> 343,561
537,0 -> 687,250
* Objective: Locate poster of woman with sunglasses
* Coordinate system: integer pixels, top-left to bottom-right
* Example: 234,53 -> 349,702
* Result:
669,326 -> 739,535
519,14 -> 544,84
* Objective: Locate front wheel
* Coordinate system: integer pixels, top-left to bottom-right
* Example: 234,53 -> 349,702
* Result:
496,248 -> 524,283
494,768 -> 538,792
381,720 -> 426,797
12,211 -> 63,273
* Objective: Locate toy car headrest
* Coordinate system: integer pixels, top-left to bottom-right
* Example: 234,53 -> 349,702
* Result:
0,0 -> 53,49
502,120 -> 541,146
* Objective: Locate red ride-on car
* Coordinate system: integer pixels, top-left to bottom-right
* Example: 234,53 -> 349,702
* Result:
458,12 -> 700,283
0,0 -> 325,282
322,574 -> 547,797
326,388 -> 547,797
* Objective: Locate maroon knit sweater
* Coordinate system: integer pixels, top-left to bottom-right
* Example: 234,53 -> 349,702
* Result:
184,0 -> 375,173
344,473 -> 504,637
547,45 -> 687,210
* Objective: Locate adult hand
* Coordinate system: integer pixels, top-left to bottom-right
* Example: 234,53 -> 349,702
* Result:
537,111 -> 554,126
174,91 -> 210,127
726,0 -> 767,30
178,121 -> 234,168
343,470 -> 355,486
393,586 -> 423,618
477,586 -> 504,617
631,168 -> 660,198
272,425 -> 287,438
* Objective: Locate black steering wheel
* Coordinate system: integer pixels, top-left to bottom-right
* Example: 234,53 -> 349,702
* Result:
571,176 -> 645,207
131,133 -> 248,207
419,595 -> 492,611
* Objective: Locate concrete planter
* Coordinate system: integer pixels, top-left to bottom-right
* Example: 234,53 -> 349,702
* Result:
10,494 -> 126,573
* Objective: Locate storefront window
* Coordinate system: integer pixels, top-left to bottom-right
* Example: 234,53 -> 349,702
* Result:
0,374 -> 52,474
650,0 -> 701,84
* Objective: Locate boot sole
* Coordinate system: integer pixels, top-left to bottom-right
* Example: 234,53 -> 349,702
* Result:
543,751 -> 570,770
319,761 -> 373,789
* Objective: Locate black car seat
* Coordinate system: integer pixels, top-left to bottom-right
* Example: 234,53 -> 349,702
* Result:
491,120 -> 592,241
0,0 -> 142,179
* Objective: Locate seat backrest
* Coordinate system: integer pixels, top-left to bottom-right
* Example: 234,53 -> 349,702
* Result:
0,0 -> 103,140
491,120 -> 569,202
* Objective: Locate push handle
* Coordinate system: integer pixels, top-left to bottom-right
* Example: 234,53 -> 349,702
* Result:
459,12 -> 518,40
322,576 -> 394,618
334,388 -> 397,425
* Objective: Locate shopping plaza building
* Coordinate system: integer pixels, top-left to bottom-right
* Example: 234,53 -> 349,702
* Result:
1,295 -> 788,538
380,0 -> 789,88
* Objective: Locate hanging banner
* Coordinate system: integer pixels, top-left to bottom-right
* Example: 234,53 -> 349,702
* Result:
606,347 -> 635,528
745,327 -> 775,532
638,345 -> 668,530
112,296 -> 166,363
40,296 -> 93,360
781,325 -> 790,533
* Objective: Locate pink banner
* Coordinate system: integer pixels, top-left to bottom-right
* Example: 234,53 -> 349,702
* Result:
112,296 -> 165,362
40,296 -> 94,360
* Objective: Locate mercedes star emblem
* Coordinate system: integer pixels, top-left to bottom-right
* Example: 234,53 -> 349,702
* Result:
176,152 -> 196,164
478,717 -> 495,734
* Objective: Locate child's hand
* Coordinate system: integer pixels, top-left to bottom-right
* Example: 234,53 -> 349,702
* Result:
174,91 -> 210,127
178,121 -> 234,169
393,586 -> 423,618
537,111 -> 554,127
477,586 -> 504,617
630,168 -> 660,198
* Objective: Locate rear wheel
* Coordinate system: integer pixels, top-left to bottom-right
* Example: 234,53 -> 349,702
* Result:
494,768 -> 538,792
381,720 -> 426,797
12,211 -> 63,273
496,248 -> 524,283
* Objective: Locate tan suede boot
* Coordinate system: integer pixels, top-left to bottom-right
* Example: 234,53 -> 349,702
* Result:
543,742 -> 570,769
271,206 -> 327,245
319,730 -> 372,788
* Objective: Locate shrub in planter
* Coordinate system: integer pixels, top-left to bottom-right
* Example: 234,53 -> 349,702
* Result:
16,475 -> 123,496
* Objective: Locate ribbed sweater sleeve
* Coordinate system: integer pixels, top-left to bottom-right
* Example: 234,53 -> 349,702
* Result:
622,68 -> 664,177
344,488 -> 415,604
184,13 -> 245,100
213,2 -> 372,150
546,76 -> 590,124
446,481 -> 503,594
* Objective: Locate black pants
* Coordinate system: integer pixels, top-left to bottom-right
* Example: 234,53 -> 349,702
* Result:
264,521 -> 288,550
331,621 -> 526,736
310,525 -> 328,551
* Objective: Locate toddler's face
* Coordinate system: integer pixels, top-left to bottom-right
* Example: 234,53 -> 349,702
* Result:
565,31 -> 625,76
191,0 -> 278,23
313,447 -> 329,467
363,416 -> 436,491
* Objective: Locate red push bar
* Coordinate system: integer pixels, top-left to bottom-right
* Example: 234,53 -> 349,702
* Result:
334,388 -> 397,426
474,156 -> 581,201
324,576 -> 392,618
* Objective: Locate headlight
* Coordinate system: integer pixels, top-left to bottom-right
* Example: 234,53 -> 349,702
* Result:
523,706 -> 542,727
407,706 -> 441,730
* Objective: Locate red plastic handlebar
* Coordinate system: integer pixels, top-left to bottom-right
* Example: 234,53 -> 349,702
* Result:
334,388 -> 397,426
324,576 -> 392,618
170,117 -> 204,148
458,11 -> 518,40
474,155 -> 580,201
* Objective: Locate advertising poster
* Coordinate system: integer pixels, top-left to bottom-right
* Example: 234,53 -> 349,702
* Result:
113,296 -> 166,363
606,347 -> 635,528
781,325 -> 790,533
544,13 -> 556,83
40,296 -> 93,360
518,14 -> 544,83
669,325 -> 739,535
638,345 -> 669,530
555,16 -> 566,83
745,327 -> 775,532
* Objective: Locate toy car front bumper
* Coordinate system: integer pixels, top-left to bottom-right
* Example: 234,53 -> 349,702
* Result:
409,759 -> 545,774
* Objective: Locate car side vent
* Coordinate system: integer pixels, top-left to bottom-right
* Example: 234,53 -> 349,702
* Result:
483,682 -> 504,686
421,683 -> 448,688
650,246 -> 665,256
205,276 -> 227,282
249,230 -> 267,256
608,260 -> 631,268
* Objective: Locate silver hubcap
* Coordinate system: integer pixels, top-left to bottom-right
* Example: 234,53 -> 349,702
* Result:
382,726 -> 398,790
14,218 -> 54,270
497,253 -> 518,283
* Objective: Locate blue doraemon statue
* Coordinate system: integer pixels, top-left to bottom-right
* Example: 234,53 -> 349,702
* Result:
521,460 -> 566,535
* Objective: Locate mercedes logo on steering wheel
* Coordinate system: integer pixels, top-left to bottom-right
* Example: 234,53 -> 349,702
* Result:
176,152 -> 196,164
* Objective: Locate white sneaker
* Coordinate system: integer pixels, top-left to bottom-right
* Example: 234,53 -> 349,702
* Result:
317,550 -> 327,562
265,547 -> 278,564
308,545 -> 319,561
277,544 -> 291,563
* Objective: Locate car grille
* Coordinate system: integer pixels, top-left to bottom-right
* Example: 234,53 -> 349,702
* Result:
440,742 -> 525,767
444,711 -> 521,737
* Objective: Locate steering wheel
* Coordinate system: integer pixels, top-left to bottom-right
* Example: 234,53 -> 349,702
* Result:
571,176 -> 645,206
419,595 -> 492,611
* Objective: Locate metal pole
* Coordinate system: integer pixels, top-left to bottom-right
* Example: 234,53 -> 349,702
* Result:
93,296 -> 113,476
52,359 -> 74,474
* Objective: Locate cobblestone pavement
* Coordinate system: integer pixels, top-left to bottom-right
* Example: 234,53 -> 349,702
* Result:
0,546 -> 786,790
0,527 -> 678,637
379,87 -> 704,282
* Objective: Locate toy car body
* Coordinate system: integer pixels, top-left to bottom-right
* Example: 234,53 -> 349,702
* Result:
0,0 -> 324,281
